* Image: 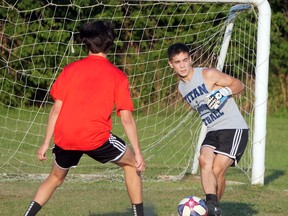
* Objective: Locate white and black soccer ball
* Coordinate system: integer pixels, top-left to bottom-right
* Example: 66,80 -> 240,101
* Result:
177,196 -> 208,216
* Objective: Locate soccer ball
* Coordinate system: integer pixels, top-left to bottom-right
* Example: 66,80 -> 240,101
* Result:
177,196 -> 208,216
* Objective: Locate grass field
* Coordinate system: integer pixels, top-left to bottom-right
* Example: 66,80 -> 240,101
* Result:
1,115 -> 288,216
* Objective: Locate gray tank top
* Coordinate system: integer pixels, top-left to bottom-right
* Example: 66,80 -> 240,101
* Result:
178,68 -> 248,131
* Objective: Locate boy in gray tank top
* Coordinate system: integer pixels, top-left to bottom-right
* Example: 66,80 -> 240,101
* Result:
168,43 -> 248,216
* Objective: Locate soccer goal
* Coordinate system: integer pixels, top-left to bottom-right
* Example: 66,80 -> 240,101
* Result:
0,0 -> 270,185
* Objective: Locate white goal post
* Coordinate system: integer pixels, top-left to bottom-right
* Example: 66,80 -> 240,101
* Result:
0,0 -> 270,185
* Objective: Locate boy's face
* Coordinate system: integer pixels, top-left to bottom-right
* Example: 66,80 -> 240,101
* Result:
168,52 -> 192,79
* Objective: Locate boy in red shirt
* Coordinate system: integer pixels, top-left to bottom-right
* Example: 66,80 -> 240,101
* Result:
24,20 -> 145,216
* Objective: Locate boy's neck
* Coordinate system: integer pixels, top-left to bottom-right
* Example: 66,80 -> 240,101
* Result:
89,51 -> 107,58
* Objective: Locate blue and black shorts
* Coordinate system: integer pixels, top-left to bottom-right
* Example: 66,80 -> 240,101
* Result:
201,129 -> 249,166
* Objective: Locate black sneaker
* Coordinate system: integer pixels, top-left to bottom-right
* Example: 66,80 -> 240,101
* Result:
206,201 -> 222,216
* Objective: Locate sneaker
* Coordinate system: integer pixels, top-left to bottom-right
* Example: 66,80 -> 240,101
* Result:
206,201 -> 222,216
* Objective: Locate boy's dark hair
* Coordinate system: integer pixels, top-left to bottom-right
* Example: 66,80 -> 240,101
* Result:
79,20 -> 115,54
167,43 -> 190,60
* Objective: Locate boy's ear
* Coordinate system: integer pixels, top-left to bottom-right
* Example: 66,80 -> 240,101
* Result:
168,60 -> 173,68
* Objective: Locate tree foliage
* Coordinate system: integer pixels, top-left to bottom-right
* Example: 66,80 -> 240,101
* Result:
0,0 -> 286,112
269,0 -> 288,111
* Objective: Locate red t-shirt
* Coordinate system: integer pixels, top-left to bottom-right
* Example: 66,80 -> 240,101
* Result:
50,55 -> 134,150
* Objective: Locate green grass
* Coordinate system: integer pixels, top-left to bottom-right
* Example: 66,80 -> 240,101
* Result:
0,115 -> 287,215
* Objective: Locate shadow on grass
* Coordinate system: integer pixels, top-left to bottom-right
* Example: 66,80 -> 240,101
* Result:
88,210 -> 131,216
264,169 -> 285,185
88,205 -> 157,216
87,202 -> 256,216
221,201 -> 257,216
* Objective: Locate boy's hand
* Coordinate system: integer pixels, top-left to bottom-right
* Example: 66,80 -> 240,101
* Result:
206,87 -> 232,109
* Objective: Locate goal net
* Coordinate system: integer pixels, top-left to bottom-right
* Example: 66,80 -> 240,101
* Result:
0,0 -> 268,183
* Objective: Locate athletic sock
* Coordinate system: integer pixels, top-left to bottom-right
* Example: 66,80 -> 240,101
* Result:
132,202 -> 144,216
205,194 -> 217,203
205,194 -> 222,216
24,201 -> 42,216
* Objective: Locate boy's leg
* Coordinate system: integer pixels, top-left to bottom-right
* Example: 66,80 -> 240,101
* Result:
199,146 -> 217,196
206,154 -> 232,216
199,148 -> 232,216
115,147 -> 143,216
199,147 -> 221,216
212,154 -> 233,201
24,162 -> 69,215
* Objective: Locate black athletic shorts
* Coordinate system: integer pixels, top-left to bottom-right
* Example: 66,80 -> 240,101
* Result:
52,133 -> 127,169
201,129 -> 249,166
